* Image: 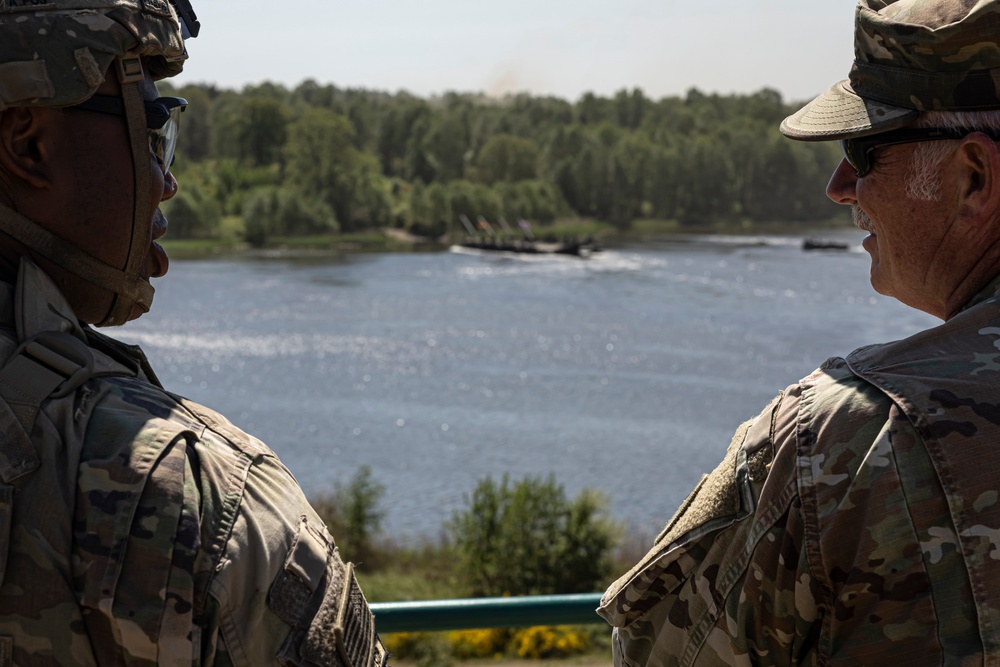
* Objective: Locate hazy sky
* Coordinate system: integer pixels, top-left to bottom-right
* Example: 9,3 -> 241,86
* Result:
174,0 -> 857,104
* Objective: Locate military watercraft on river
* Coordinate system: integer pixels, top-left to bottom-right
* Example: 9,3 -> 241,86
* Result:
454,215 -> 602,258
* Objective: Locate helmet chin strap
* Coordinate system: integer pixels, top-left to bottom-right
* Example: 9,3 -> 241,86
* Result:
0,205 -> 155,317
99,55 -> 155,327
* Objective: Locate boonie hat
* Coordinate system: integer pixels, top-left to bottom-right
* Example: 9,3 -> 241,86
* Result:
781,0 -> 1000,141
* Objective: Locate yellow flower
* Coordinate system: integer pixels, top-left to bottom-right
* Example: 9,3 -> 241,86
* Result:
511,626 -> 591,659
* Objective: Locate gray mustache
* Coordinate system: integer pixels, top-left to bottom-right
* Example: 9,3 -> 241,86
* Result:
852,205 -> 874,233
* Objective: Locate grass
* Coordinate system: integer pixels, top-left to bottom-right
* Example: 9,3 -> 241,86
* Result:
626,218 -> 683,235
358,569 -> 468,603
353,539 -> 470,603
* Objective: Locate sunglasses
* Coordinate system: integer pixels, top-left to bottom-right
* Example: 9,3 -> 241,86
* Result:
70,95 -> 188,173
840,126 -> 1000,177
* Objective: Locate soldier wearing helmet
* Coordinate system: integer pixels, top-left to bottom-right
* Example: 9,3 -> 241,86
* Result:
0,1 -> 387,664
601,0 -> 1000,664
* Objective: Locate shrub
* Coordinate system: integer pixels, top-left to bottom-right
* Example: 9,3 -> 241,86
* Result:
448,474 -> 620,597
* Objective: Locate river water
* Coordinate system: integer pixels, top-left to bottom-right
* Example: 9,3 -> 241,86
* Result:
117,230 -> 938,540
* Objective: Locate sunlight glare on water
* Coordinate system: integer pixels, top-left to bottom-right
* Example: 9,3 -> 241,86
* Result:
119,231 -> 937,540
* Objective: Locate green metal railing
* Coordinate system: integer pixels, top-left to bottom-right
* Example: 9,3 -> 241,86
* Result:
370,593 -> 605,633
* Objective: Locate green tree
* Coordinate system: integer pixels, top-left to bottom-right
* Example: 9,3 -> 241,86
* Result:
473,134 -> 540,184
645,144 -> 682,220
445,180 -> 502,224
174,84 -> 213,163
494,180 -> 567,223
675,134 -> 736,225
347,150 -> 393,229
207,90 -> 245,160
235,97 -> 290,167
291,78 -> 338,110
377,97 -> 431,176
211,158 -> 283,216
613,87 -> 648,129
409,181 -> 452,237
160,180 -> 222,239
576,91 -> 615,125
409,98 -> 473,183
160,82 -> 848,234
242,185 -> 337,246
509,95 -> 574,137
311,466 -> 387,568
286,106 -> 385,231
449,474 -> 619,597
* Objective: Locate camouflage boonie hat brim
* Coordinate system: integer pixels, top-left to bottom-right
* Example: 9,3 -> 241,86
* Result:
782,0 -> 1000,141
0,0 -> 186,110
781,79 -> 919,140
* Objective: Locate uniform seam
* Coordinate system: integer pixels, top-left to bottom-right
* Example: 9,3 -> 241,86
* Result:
684,472 -> 799,666
212,575 -> 252,667
888,414 -> 945,665
795,378 -> 834,666
850,362 -> 993,655
195,449 -> 254,619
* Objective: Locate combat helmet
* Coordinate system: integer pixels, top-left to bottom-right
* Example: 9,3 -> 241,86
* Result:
0,0 -> 200,326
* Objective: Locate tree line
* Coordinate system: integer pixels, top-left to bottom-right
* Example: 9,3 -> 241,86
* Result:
158,79 -> 846,244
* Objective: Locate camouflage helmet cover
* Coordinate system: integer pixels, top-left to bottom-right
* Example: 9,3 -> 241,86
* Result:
782,0 -> 1000,141
0,0 -> 188,111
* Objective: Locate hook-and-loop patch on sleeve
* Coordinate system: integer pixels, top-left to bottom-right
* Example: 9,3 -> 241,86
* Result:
268,517 -> 388,667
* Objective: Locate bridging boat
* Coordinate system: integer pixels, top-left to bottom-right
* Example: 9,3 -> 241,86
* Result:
802,238 -> 850,251
454,215 -> 602,258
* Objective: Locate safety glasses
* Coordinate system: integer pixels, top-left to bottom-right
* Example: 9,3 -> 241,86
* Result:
840,126 -> 1000,177
70,95 -> 188,173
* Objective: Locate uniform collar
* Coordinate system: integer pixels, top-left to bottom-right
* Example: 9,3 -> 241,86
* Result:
2,258 -> 160,385
12,257 -> 89,343
955,273 -> 1000,317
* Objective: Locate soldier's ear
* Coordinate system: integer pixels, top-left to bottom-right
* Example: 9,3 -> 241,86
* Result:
0,107 -> 52,190
956,133 -> 1000,224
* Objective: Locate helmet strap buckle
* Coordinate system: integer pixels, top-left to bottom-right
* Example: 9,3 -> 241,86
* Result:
115,56 -> 144,85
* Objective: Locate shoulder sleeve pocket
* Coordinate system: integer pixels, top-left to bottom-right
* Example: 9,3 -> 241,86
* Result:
600,393 -> 783,629
269,517 -> 388,667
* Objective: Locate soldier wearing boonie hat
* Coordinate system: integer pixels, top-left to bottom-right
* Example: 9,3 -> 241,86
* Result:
600,1 -> 1000,664
0,1 -> 387,664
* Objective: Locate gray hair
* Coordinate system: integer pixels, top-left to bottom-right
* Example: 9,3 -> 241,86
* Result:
907,110 -> 1000,200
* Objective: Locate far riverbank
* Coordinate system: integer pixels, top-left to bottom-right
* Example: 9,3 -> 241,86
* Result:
160,215 -> 855,259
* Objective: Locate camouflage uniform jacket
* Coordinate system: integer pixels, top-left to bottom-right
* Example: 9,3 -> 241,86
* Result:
0,259 -> 388,667
600,276 -> 1000,666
